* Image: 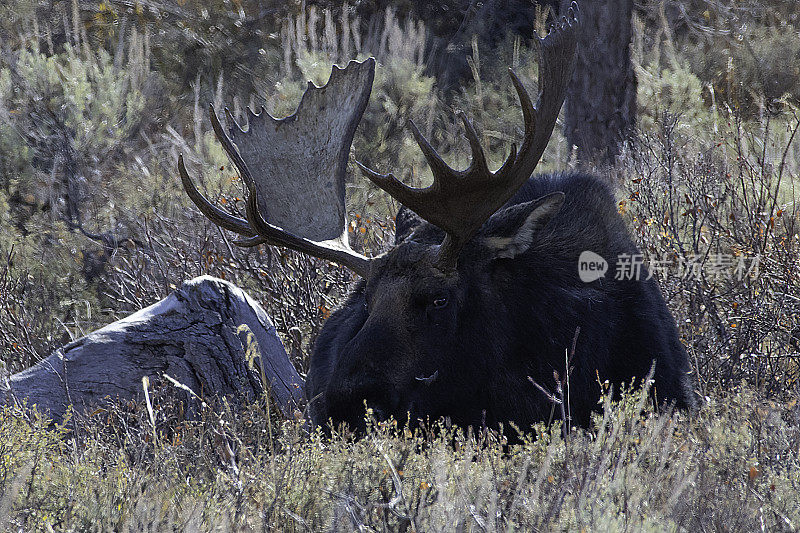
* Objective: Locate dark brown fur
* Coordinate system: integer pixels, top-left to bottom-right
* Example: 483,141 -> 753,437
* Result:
306,173 -> 697,434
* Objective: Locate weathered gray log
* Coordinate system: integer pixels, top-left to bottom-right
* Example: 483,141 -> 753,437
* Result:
1,276 -> 306,422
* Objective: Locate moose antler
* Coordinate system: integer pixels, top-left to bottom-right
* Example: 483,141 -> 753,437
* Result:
358,2 -> 579,270
178,58 -> 376,276
179,4 -> 578,277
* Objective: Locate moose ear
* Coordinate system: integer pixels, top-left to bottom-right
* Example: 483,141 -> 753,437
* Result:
483,192 -> 565,259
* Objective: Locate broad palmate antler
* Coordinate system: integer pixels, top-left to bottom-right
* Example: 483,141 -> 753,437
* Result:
179,2 -> 579,275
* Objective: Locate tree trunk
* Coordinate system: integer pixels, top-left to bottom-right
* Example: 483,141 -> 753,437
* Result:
1,276 -> 306,423
562,0 -> 636,163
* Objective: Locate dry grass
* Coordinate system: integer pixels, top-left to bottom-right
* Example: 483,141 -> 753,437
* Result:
1,380 -> 799,530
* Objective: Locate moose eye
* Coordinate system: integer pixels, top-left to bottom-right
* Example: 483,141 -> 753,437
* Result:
432,296 -> 448,309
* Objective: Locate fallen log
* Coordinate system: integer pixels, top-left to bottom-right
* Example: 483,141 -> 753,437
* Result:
1,276 -> 306,422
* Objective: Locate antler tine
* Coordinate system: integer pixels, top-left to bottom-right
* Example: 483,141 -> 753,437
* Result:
457,111 -> 489,173
406,120 -> 453,181
356,162 -> 427,204
241,180 -> 371,276
506,1 -> 579,183
508,70 -> 535,141
209,105 -> 255,189
178,154 -> 256,237
496,143 -> 518,177
232,235 -> 269,247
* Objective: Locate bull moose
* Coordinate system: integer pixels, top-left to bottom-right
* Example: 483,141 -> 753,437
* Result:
179,4 -> 696,434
